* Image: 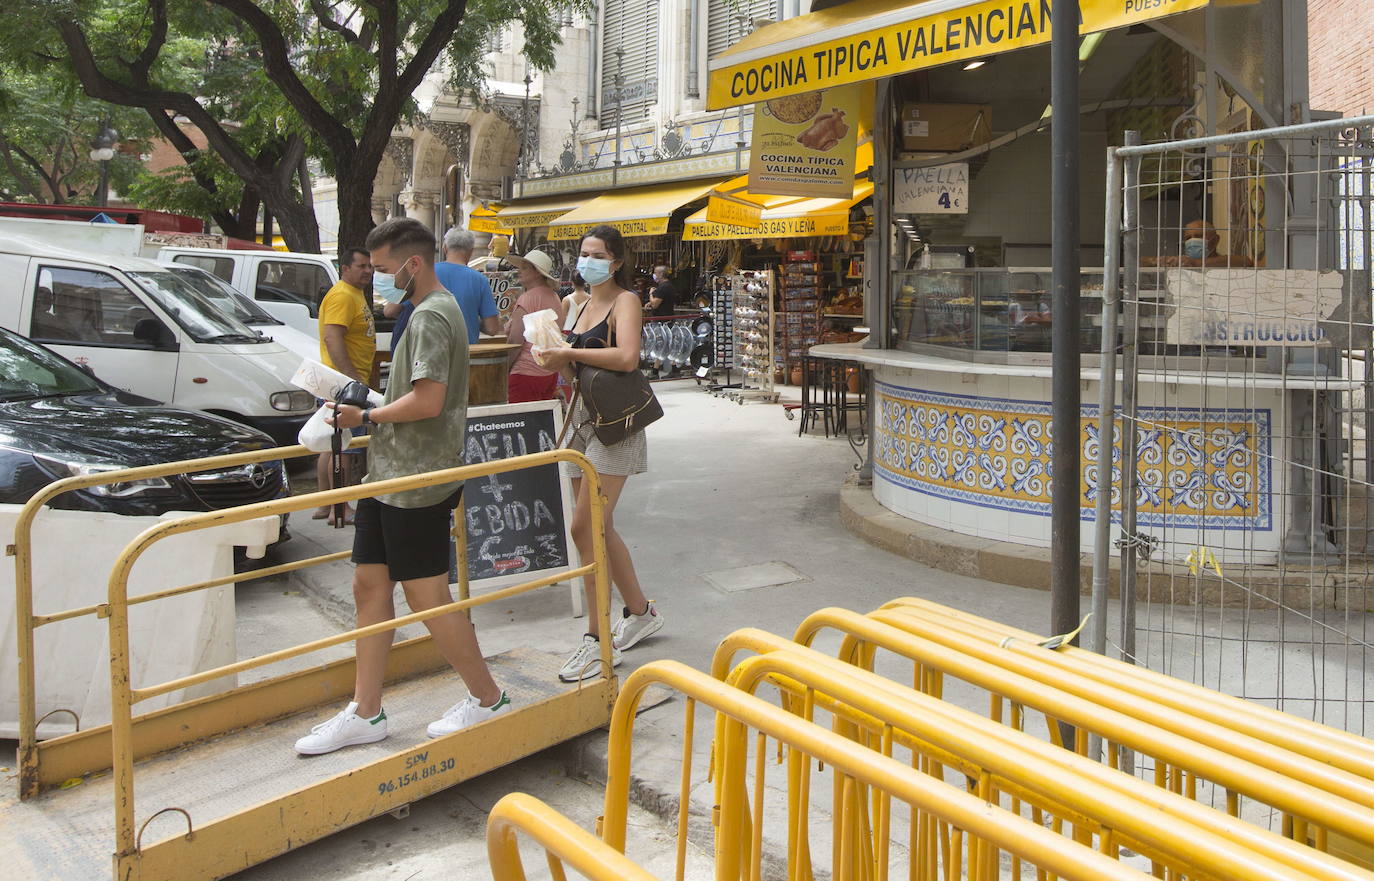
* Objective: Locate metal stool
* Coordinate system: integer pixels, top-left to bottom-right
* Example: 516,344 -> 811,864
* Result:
798,355 -> 835,437
835,365 -> 869,438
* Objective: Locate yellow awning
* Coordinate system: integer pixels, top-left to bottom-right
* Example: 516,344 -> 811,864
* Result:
682,180 -> 873,241
493,195 -> 585,229
707,0 -> 1213,110
547,179 -> 727,241
469,205 -> 513,235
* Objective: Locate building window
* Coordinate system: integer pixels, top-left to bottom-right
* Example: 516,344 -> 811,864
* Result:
600,0 -> 660,128
706,0 -> 779,63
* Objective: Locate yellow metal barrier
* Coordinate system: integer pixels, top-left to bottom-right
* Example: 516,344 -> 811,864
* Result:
884,598 -> 1374,779
8,441 -> 340,797
601,660 -> 1156,881
95,448 -> 613,879
488,792 -> 661,881
851,602 -> 1374,844
805,604 -> 1374,859
711,627 -> 1373,881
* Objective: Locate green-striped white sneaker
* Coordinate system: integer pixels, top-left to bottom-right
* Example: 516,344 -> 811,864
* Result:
294,702 -> 388,755
427,692 -> 512,737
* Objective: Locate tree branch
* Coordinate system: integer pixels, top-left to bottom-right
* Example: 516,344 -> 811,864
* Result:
358,0 -> 467,165
56,19 -> 282,197
9,141 -> 61,198
128,0 -> 169,79
307,0 -> 360,42
0,135 -> 47,201
206,0 -> 356,155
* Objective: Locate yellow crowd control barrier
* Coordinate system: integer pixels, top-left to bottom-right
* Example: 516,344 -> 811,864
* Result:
600,660 -> 1156,881
711,627 -> 1372,881
880,598 -> 1374,868
5,445 -> 616,881
846,601 -> 1374,858
488,792 -> 661,881
9,440 -> 329,797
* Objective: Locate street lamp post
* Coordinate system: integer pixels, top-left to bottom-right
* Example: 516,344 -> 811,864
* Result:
89,122 -> 118,207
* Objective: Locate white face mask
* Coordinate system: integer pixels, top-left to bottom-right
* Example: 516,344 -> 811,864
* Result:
577,255 -> 614,286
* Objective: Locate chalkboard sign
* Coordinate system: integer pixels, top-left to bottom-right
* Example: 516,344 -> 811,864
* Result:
460,400 -> 574,587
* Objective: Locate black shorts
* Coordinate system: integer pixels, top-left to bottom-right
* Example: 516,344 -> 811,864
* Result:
352,488 -> 462,582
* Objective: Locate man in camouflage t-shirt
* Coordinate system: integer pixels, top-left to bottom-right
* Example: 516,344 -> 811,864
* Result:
293,218 -> 510,756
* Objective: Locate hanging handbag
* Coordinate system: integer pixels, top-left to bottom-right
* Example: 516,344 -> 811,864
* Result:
572,315 -> 662,446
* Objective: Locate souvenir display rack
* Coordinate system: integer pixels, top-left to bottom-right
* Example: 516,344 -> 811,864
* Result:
720,269 -> 777,403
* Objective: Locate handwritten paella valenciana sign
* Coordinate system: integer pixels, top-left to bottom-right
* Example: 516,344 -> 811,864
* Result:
749,83 -> 862,198
707,0 -> 1216,110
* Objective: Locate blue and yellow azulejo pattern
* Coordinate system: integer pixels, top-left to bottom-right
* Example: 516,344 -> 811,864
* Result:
874,382 -> 1272,531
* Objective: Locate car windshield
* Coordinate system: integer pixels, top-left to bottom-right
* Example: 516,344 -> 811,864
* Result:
128,272 -> 267,343
0,328 -> 102,402
167,267 -> 281,325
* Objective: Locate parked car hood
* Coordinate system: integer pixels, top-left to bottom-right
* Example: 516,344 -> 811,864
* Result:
0,392 -> 274,465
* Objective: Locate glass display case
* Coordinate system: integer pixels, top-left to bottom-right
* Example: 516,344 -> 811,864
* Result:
893,268 -> 1122,356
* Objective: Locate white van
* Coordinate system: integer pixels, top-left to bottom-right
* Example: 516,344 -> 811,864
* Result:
0,235 -> 315,446
155,247 -> 338,339
158,261 -> 321,366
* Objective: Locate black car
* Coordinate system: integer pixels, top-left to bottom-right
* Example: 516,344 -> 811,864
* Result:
0,326 -> 291,523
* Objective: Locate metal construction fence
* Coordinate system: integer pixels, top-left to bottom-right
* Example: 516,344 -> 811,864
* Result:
1091,115 -> 1374,747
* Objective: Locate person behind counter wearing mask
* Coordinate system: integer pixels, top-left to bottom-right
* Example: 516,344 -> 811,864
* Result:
1143,220 -> 1254,268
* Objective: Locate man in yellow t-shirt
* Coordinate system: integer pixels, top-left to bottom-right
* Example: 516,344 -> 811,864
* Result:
315,248 -> 376,523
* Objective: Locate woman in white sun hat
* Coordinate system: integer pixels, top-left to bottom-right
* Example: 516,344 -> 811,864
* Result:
505,249 -> 567,402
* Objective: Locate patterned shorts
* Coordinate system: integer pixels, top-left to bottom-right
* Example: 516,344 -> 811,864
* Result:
561,394 -> 648,479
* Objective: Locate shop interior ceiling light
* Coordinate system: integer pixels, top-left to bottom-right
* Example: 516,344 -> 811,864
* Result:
962,58 -> 991,71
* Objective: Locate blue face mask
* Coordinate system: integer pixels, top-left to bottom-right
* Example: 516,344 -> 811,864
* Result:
577,255 -> 614,286
372,272 -> 404,303
1184,238 -> 1208,261
372,258 -> 416,303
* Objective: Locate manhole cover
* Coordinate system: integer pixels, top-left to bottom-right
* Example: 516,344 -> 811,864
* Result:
701,561 -> 809,593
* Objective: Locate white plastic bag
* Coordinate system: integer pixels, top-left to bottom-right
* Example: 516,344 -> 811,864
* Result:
523,308 -> 570,366
298,405 -> 346,452
291,359 -> 384,451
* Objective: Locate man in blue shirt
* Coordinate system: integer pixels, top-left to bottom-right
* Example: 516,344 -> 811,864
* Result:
386,227 -> 501,350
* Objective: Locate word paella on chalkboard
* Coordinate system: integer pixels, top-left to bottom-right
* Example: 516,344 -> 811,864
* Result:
461,400 -> 574,584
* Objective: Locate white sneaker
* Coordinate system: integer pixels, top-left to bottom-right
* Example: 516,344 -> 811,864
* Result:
427,692 -> 512,737
559,634 -> 622,682
294,701 -> 388,755
611,601 -> 664,650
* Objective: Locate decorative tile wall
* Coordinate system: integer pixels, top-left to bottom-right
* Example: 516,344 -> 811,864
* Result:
874,381 -> 1272,531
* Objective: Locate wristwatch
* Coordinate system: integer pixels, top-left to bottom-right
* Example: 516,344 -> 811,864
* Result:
361,410 -> 372,426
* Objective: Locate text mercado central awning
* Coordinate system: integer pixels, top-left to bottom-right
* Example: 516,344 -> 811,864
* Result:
706,0 -> 1213,110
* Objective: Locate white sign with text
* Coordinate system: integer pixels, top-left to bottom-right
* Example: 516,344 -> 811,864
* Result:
892,163 -> 969,214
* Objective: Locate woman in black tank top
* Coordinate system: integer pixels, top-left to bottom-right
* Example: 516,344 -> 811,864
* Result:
537,226 -> 665,681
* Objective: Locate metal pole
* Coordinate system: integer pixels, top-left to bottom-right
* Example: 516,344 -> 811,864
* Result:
1049,0 -> 1082,647
612,47 -> 624,187
1086,147 -> 1123,765
1118,131 -> 1142,670
1117,129 -> 1142,778
1091,148 -> 1124,657
96,160 -> 111,208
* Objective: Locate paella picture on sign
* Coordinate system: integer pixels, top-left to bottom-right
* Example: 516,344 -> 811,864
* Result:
765,91 -> 822,124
